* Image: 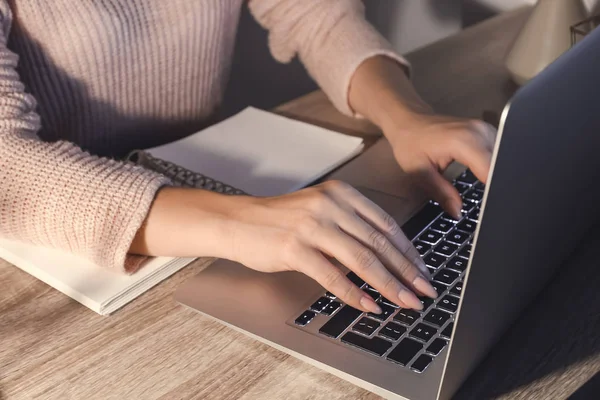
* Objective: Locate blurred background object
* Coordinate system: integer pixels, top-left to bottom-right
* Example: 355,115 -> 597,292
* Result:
505,0 -> 587,86
221,0 -> 600,118
571,14 -> 600,46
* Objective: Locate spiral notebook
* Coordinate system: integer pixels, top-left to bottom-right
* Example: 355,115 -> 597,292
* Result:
0,107 -> 364,315
140,107 -> 365,196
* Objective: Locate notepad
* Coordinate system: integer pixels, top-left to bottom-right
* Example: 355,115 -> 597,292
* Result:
0,107 -> 364,315
0,239 -> 195,315
146,107 -> 365,196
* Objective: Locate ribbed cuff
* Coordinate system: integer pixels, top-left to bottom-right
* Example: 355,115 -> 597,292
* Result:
104,171 -> 171,273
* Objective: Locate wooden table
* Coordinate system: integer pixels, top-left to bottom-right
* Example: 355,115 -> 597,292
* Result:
2,7 -> 599,400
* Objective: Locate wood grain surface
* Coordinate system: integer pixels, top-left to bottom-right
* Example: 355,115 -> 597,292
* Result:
3,7 -> 598,400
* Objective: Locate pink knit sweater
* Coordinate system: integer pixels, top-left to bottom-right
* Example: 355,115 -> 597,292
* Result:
0,0 -> 406,272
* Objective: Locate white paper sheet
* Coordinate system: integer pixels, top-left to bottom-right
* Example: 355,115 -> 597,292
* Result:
147,107 -> 364,196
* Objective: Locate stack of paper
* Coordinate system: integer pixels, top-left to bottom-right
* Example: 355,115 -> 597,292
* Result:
0,238 -> 194,315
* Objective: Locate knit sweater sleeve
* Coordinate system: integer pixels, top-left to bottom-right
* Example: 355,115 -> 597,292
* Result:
249,0 -> 411,116
0,2 -> 170,273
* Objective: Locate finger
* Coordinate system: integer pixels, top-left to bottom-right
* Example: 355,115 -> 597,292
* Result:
326,185 -> 432,275
313,226 -> 424,310
452,130 -> 494,184
473,120 -> 497,151
292,248 -> 381,314
414,165 -> 463,220
481,121 -> 498,150
453,120 -> 496,152
336,211 -> 438,299
324,197 -> 431,280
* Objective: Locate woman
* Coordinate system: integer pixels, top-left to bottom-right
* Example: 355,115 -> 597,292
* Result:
0,0 -> 495,314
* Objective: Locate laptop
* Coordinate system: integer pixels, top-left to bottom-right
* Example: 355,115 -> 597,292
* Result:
174,27 -> 600,400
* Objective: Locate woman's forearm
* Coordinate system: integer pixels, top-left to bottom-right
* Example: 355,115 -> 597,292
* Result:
348,56 -> 433,134
129,187 -> 241,259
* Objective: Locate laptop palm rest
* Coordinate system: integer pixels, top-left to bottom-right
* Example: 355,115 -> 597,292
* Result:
174,188 -> 445,400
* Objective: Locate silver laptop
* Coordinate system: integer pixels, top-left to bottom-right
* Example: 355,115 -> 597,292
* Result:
174,28 -> 600,400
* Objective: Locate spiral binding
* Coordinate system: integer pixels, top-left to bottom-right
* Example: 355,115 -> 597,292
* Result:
127,150 -> 247,196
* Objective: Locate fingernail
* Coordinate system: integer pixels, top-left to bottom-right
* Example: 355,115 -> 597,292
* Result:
413,275 -> 438,299
398,289 -> 423,310
360,295 -> 382,314
454,208 -> 463,221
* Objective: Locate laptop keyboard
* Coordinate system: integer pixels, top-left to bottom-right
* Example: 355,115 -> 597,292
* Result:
293,170 -> 483,374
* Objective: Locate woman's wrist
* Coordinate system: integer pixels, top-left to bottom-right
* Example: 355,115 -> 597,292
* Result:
374,98 -> 434,139
348,56 -> 434,139
130,186 -> 252,260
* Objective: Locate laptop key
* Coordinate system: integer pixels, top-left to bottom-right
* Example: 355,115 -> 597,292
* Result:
424,252 -> 447,269
468,208 -> 480,222
441,212 -> 461,223
423,309 -> 452,327
411,354 -> 433,373
446,256 -> 468,272
379,296 -> 400,308
387,338 -> 423,366
364,287 -> 380,301
310,296 -> 331,312
410,323 -> 437,342
446,230 -> 470,246
464,188 -> 484,203
434,269 -> 460,286
379,322 -> 407,341
430,218 -> 454,233
401,202 -> 443,240
321,300 -> 342,316
353,317 -> 381,336
418,296 -> 435,311
394,309 -> 420,326
364,284 -> 379,293
457,170 -> 477,185
474,181 -> 485,190
454,181 -> 470,194
414,241 -> 432,255
341,332 -> 393,356
419,229 -> 444,245
319,305 -> 362,338
426,338 -> 448,355
441,322 -> 454,339
432,281 -> 447,296
434,241 -> 459,257
450,282 -> 463,297
458,246 -> 472,260
457,219 -> 477,233
295,310 -> 316,326
347,271 -> 365,288
438,295 -> 460,313
461,201 -> 476,214
368,303 -> 396,321
325,291 -> 336,299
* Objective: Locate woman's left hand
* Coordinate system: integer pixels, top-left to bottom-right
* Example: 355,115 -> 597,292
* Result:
348,56 -> 497,218
384,114 -> 496,219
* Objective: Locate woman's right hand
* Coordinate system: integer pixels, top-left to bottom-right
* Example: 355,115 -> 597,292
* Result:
132,181 -> 437,314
